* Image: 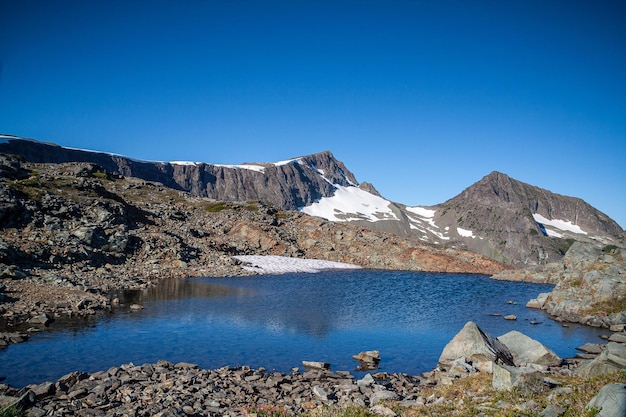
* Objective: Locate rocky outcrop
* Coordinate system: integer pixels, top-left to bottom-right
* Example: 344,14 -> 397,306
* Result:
496,242 -> 626,328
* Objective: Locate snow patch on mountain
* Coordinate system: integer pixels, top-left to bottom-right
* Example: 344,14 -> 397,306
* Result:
457,227 -> 475,238
301,185 -> 398,222
533,213 -> 588,236
233,255 -> 361,274
404,206 -> 449,241
213,163 -> 266,173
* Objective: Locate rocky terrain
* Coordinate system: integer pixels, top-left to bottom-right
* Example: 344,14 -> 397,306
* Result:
0,153 -> 506,340
493,242 -> 626,328
2,136 -> 623,268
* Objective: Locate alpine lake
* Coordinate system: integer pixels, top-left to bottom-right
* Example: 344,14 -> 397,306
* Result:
0,269 -> 608,388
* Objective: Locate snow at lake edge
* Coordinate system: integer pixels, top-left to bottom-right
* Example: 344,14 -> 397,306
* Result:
233,255 -> 362,274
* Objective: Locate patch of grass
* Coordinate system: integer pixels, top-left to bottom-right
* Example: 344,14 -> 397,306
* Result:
304,405 -> 377,417
603,244 -> 619,253
205,201 -> 232,213
245,201 -> 259,213
0,405 -> 26,417
8,173 -> 44,200
388,371 -> 625,417
584,296 -> 626,316
92,170 -> 109,180
244,404 -> 290,417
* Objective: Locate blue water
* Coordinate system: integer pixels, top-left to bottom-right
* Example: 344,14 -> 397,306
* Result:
0,270 -> 608,387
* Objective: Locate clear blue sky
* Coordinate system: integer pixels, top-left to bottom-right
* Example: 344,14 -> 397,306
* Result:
1,1 -> 625,228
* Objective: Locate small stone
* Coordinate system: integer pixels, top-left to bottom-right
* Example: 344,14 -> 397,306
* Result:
504,315 -> 517,320
313,385 -> 329,400
302,361 -> 330,370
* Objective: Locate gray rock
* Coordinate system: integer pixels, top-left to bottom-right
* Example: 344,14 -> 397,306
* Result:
312,385 -> 329,400
540,404 -> 566,417
438,321 -> 514,370
576,342 -> 626,378
492,364 -> 543,391
369,404 -> 397,416
302,361 -> 330,370
370,389 -> 399,405
498,330 -> 562,367
587,383 -> 626,417
28,313 -> 53,326
608,332 -> 626,344
577,343 -> 605,354
353,350 -> 381,370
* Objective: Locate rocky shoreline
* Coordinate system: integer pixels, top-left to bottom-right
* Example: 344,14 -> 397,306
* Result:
1,321 -> 624,416
493,242 -> 626,328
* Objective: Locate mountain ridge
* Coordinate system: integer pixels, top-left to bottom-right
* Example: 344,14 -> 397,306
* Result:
1,135 -> 622,266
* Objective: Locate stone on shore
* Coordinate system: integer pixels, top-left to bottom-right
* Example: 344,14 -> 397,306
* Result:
498,330 -> 562,367
302,361 -> 330,370
608,332 -> 626,344
438,321 -> 514,370
352,350 -> 381,370
575,342 -> 626,378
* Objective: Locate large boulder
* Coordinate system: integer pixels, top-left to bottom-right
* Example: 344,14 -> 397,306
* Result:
575,342 -> 626,378
438,322 -> 514,371
498,330 -> 562,367
492,364 -> 543,391
587,383 -> 626,417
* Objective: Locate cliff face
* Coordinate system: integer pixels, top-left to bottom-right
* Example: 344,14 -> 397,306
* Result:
0,138 -> 352,210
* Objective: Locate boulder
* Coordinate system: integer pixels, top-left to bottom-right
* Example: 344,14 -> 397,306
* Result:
352,350 -> 381,370
526,292 -> 550,309
498,330 -> 562,367
587,383 -> 626,417
608,332 -> 626,344
302,361 -> 330,371
29,313 -> 53,326
492,364 -> 543,391
438,322 -> 514,370
575,342 -> 626,378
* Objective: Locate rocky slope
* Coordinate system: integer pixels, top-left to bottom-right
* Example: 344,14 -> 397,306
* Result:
2,135 -> 623,268
493,242 -> 626,328
0,154 -> 506,335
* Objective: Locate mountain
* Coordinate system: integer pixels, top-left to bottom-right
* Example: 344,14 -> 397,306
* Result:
0,135 -> 353,210
1,135 -> 623,266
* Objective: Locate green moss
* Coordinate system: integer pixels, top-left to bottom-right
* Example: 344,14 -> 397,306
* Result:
245,201 -> 259,213
8,173 -> 44,200
205,201 -> 232,213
